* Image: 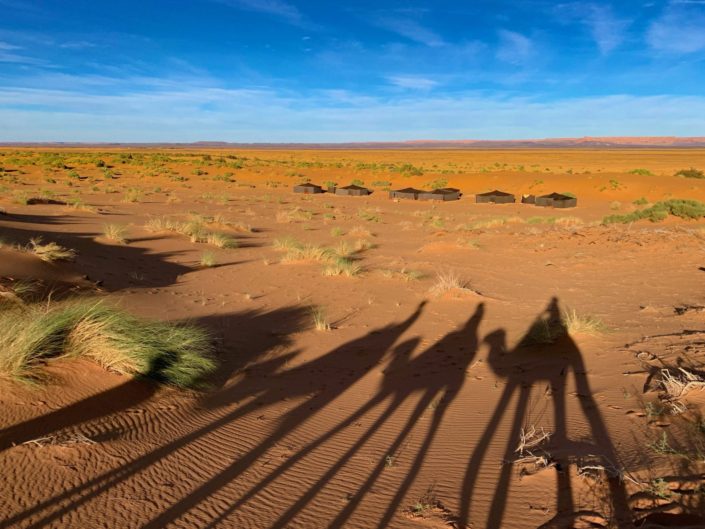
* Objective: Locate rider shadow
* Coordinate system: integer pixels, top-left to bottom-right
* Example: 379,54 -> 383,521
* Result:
0,302 -> 429,529
257,303 -> 485,529
138,301 -> 429,529
458,297 -> 631,529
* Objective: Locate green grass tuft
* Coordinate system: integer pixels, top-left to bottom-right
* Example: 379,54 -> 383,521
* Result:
0,299 -> 215,386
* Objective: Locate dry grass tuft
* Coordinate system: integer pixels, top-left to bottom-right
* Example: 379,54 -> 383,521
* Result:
310,306 -> 331,331
561,308 -> 606,335
102,224 -> 128,244
429,271 -> 471,296
27,238 -> 76,262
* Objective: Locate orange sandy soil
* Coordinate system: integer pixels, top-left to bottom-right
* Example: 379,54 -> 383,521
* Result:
1,148 -> 705,529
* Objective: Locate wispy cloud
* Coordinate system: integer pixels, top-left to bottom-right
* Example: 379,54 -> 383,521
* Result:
583,5 -> 630,54
3,74 -> 703,142
375,15 -> 446,47
496,30 -> 533,64
387,75 -> 439,90
647,3 -> 705,53
215,0 -> 308,27
555,3 -> 630,55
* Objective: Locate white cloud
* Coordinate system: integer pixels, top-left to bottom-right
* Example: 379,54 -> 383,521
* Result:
496,30 -> 533,64
2,78 -> 704,142
555,3 -> 630,55
584,5 -> 630,54
647,4 -> 705,53
387,75 -> 439,90
215,0 -> 307,26
375,16 -> 446,47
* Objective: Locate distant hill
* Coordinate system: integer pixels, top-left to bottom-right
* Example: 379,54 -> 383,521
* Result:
3,137 -> 705,149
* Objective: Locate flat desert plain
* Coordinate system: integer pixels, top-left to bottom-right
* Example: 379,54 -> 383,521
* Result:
2,148 -> 705,529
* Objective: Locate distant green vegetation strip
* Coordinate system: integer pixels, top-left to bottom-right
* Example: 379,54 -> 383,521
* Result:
603,199 -> 705,224
0,299 -> 215,386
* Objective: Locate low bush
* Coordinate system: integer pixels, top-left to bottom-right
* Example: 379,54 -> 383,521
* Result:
603,199 -> 705,224
0,299 -> 215,386
675,168 -> 704,179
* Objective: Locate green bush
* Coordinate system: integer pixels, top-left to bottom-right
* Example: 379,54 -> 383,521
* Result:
629,168 -> 653,176
675,168 -> 704,179
603,199 -> 705,224
0,300 -> 215,386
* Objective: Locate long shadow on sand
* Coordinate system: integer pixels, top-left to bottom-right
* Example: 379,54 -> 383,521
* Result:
0,298 -> 635,529
458,297 -> 631,529
0,303 -> 425,529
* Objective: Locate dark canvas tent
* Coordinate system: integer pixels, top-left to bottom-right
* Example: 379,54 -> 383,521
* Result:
389,187 -> 422,200
521,194 -> 536,204
293,183 -> 323,194
535,192 -> 577,208
475,190 -> 516,204
335,184 -> 371,196
418,188 -> 461,201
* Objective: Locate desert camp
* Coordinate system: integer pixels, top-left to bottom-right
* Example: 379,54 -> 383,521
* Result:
2,1 -> 705,528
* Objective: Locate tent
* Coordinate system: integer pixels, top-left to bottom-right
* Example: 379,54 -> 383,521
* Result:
418,188 -> 461,201
521,194 -> 536,204
535,192 -> 577,208
335,184 -> 371,196
293,183 -> 323,194
475,190 -> 516,204
389,187 -> 423,200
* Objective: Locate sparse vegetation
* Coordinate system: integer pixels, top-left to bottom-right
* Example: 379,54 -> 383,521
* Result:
0,299 -> 214,386
603,199 -> 705,224
561,308 -> 606,335
200,251 -> 216,268
27,238 -> 76,262
310,306 -> 330,331
102,224 -> 128,244
675,168 -> 704,179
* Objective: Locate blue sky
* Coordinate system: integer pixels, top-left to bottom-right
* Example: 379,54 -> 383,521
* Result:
1,0 -> 705,142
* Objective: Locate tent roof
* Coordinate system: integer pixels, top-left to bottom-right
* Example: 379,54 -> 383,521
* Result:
295,182 -> 321,188
476,189 -> 514,197
423,188 -> 459,195
340,184 -> 369,190
393,187 -> 423,193
539,192 -> 573,200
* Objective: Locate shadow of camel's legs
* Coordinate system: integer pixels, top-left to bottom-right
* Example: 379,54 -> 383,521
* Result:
552,372 -> 576,517
323,390 -> 440,529
0,395 -> 265,529
457,381 -> 516,527
199,393 -> 391,529
486,385 -> 530,529
265,393 -> 413,529
374,393 -> 453,529
573,371 -> 631,527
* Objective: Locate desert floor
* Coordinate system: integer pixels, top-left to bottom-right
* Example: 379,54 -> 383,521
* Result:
1,148 -> 705,529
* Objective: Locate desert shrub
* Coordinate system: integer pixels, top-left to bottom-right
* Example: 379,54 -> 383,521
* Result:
675,168 -> 704,179
28,238 -> 76,262
102,224 -> 128,244
603,199 -> 705,224
429,271 -> 469,296
561,308 -> 606,335
323,257 -> 361,277
0,299 -> 214,386
427,178 -> 448,190
200,251 -> 216,268
351,179 -> 364,186
633,197 -> 649,206
629,168 -> 653,176
310,306 -> 330,331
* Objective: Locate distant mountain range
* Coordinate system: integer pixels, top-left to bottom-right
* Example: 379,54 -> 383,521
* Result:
3,137 -> 705,149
